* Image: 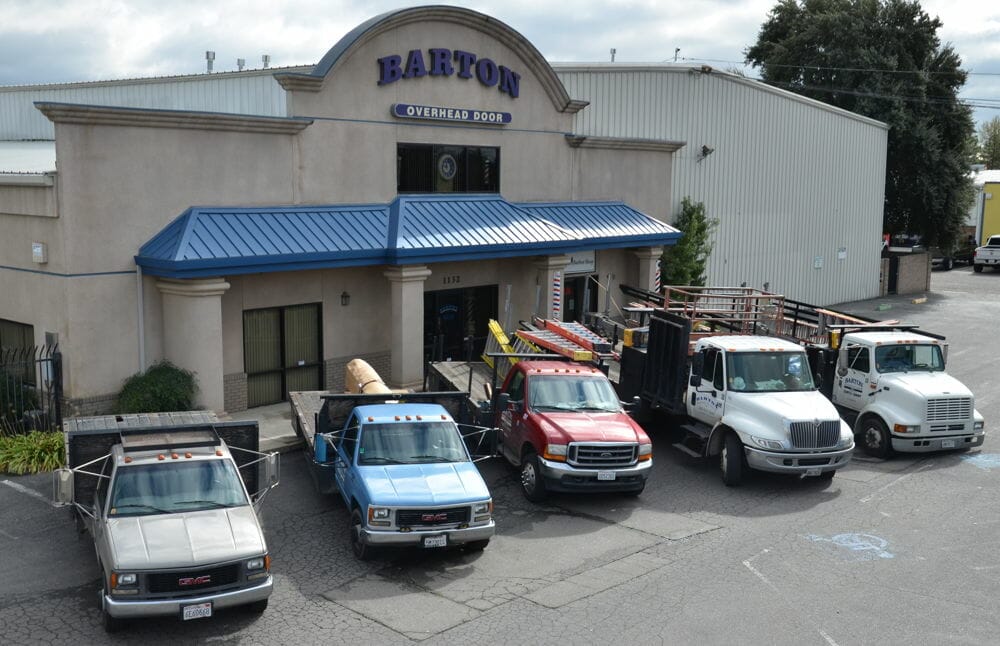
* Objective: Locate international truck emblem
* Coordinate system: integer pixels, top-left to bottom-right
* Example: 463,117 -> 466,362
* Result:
421,512 -> 448,522
178,575 -> 212,586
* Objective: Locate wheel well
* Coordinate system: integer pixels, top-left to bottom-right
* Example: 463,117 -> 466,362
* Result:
707,425 -> 734,456
854,413 -> 884,434
520,443 -> 536,462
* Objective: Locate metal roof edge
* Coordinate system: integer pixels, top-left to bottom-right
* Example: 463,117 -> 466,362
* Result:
34,102 -> 313,134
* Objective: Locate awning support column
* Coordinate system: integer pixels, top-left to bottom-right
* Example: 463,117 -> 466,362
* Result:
632,247 -> 664,293
533,255 -> 571,320
383,265 -> 432,389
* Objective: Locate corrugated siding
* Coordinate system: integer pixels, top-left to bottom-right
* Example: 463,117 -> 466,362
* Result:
0,71 -> 293,140
555,67 -> 887,306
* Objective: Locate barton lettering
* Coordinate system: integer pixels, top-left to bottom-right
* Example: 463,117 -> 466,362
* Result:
377,48 -> 520,98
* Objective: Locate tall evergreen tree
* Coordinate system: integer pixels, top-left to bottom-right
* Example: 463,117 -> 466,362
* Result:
980,117 -> 1000,169
745,0 -> 976,250
662,198 -> 718,286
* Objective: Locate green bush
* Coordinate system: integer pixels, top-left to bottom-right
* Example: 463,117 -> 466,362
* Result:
0,431 -> 64,474
116,361 -> 197,413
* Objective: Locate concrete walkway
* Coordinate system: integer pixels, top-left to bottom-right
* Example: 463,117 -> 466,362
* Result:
222,402 -> 303,454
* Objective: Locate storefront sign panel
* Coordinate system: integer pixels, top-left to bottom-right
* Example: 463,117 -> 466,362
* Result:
565,250 -> 596,275
392,103 -> 512,124
378,48 -> 521,98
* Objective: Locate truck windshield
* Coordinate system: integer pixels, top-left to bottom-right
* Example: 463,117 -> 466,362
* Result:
527,375 -> 622,412
874,344 -> 944,373
108,460 -> 249,516
357,422 -> 470,465
726,352 -> 815,392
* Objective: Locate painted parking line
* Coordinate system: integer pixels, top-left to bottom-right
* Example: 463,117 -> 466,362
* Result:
1,479 -> 61,508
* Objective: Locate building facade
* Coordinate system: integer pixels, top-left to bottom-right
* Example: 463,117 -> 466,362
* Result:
0,7 -> 682,413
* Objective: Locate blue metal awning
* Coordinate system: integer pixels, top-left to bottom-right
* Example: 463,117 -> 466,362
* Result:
136,194 -> 681,278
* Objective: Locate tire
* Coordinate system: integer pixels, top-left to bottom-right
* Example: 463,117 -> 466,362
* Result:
974,264 -> 983,273
245,598 -> 269,614
817,469 -> 837,481
350,507 -> 377,561
623,482 -> 646,497
944,257 -> 953,271
720,432 -> 744,486
464,539 -> 490,552
520,451 -> 548,502
858,417 -> 893,459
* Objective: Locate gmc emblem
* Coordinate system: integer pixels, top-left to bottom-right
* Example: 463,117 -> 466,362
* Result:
178,575 -> 212,586
421,513 -> 448,522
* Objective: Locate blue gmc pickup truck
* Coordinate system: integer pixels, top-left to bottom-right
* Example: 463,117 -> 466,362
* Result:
295,392 -> 496,560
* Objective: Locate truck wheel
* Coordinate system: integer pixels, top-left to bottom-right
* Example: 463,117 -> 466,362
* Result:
245,598 -> 269,614
974,264 -> 983,273
720,432 -> 744,486
101,580 -> 123,633
817,469 -> 837,481
944,257 -> 953,271
464,539 -> 490,552
858,417 -> 893,459
520,452 -> 548,502
350,507 -> 377,561
623,482 -> 646,497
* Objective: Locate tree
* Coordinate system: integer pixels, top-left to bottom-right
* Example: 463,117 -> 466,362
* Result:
745,0 -> 976,250
661,197 -> 718,286
979,117 -> 1000,169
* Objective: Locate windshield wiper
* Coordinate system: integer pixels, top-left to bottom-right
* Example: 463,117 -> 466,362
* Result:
359,456 -> 404,464
111,503 -> 170,515
173,500 -> 235,509
533,404 -> 577,411
409,455 -> 462,462
575,405 -> 619,412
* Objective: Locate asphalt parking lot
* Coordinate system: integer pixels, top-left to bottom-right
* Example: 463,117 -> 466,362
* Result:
3,266 -> 1000,645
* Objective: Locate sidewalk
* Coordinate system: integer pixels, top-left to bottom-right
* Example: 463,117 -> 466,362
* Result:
222,402 -> 302,454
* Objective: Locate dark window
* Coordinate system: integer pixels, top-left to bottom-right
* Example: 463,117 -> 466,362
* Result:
340,416 -> 360,463
398,144 -> 499,193
507,371 -> 525,403
701,349 -> 719,386
847,347 -> 870,373
0,319 -> 33,350
243,304 -> 323,407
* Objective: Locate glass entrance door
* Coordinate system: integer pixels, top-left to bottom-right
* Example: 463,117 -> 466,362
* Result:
424,285 -> 498,362
243,303 -> 322,408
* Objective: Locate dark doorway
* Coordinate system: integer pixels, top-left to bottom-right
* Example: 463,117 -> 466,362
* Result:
243,303 -> 323,408
424,285 -> 498,362
563,275 -> 598,322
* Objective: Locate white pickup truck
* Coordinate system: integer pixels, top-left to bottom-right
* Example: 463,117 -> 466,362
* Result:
973,235 -> 1000,272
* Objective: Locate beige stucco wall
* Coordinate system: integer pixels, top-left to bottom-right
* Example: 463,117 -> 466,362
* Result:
1,8 -> 676,409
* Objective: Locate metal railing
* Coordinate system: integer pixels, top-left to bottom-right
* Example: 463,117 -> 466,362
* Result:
0,345 -> 62,435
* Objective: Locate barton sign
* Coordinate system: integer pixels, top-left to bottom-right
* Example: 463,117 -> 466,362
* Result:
377,48 -> 521,98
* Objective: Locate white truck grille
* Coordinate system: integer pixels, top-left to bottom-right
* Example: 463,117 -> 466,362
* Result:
926,397 -> 972,422
788,421 -> 840,449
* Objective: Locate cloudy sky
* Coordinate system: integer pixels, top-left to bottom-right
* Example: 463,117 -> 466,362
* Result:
2,0 -> 998,127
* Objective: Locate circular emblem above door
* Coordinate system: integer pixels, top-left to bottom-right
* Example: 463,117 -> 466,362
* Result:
438,153 -> 457,180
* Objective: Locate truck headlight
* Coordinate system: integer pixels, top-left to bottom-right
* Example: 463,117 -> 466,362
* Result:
543,444 -> 567,461
473,500 -> 493,522
247,557 -> 265,571
368,506 -> 391,526
893,424 -> 920,434
247,555 -> 271,580
638,443 -> 653,460
115,573 -> 136,586
838,433 -> 854,448
974,421 -> 985,431
752,436 -> 784,450
110,572 -> 138,594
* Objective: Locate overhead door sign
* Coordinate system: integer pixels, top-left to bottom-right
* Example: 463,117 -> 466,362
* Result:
392,103 -> 512,125
377,48 -> 521,98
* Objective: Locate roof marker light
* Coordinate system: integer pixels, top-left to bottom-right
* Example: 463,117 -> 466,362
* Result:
215,450 -> 223,456
440,414 -> 446,420
123,456 -> 132,463
185,452 -> 192,459
405,415 -> 412,421
157,454 -> 165,461
171,453 -> 179,459
416,415 -> 422,420
395,416 -> 400,421
368,416 -> 374,422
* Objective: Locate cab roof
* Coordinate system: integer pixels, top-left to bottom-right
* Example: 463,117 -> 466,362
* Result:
517,360 -> 604,375
353,402 -> 452,422
844,331 -> 940,345
700,335 -> 805,352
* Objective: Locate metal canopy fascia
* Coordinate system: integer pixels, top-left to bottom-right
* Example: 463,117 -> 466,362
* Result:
135,195 -> 680,279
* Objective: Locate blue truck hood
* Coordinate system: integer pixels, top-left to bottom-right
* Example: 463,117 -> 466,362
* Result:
361,462 -> 490,506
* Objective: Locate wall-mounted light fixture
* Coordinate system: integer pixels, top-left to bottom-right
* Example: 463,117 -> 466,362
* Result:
700,145 -> 715,158
340,291 -> 350,306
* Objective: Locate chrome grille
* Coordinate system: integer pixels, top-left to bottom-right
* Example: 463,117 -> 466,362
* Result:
568,443 -> 638,467
147,563 -> 241,594
926,397 -> 972,422
789,421 -> 840,449
396,506 -> 470,528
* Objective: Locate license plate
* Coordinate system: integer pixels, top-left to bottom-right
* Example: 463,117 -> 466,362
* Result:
597,470 -> 616,481
942,440 -> 956,448
423,534 -> 447,548
805,468 -> 822,477
182,602 -> 212,621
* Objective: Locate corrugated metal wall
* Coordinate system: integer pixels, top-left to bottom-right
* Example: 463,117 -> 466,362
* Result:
0,69 -> 300,140
555,65 -> 887,305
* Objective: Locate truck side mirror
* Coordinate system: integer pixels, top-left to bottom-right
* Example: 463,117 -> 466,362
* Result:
264,453 -> 280,489
53,468 -> 74,505
497,392 -> 511,410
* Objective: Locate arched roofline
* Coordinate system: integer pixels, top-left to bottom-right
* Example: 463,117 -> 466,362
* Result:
274,5 -> 587,114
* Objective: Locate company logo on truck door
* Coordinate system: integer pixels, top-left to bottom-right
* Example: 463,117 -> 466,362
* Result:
694,393 -> 723,410
377,48 -> 521,98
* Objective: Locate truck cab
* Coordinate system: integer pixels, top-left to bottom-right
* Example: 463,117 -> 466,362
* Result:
314,402 -> 495,560
973,235 -> 1000,272
832,331 -> 985,456
685,336 -> 854,485
495,360 -> 652,500
55,421 -> 278,633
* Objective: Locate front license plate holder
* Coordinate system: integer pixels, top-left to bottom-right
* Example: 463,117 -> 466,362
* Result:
182,601 -> 213,621
597,470 -> 616,481
423,534 -> 447,548
942,440 -> 956,448
805,468 -> 822,477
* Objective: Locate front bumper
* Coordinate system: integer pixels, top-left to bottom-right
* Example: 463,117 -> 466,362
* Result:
891,432 -> 985,453
105,577 -> 272,619
744,445 -> 853,474
361,520 -> 495,546
537,456 -> 652,493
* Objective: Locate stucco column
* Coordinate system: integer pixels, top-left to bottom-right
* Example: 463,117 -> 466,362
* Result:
383,265 -> 432,390
156,277 -> 230,412
533,255 -> 572,320
632,247 -> 664,292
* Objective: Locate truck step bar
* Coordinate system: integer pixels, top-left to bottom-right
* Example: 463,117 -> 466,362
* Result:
671,442 -> 703,458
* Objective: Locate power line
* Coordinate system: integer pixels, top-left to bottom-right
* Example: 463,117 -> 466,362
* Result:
762,79 -> 1000,110
679,56 -> 1000,77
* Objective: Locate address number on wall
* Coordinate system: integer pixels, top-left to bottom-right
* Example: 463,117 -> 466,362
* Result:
442,275 -> 461,285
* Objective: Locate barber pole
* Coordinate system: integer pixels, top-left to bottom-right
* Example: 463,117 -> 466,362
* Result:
552,271 -> 562,320
654,259 -> 662,293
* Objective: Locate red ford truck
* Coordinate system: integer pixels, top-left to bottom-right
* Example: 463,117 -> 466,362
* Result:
489,359 -> 652,500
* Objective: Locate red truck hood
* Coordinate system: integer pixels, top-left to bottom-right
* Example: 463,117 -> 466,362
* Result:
531,411 -> 647,444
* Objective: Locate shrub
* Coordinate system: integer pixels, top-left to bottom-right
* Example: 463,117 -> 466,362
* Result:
116,361 -> 197,413
0,431 -> 64,474
661,197 -> 718,287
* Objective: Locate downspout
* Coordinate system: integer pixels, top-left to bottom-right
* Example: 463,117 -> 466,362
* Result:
136,264 -> 146,372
